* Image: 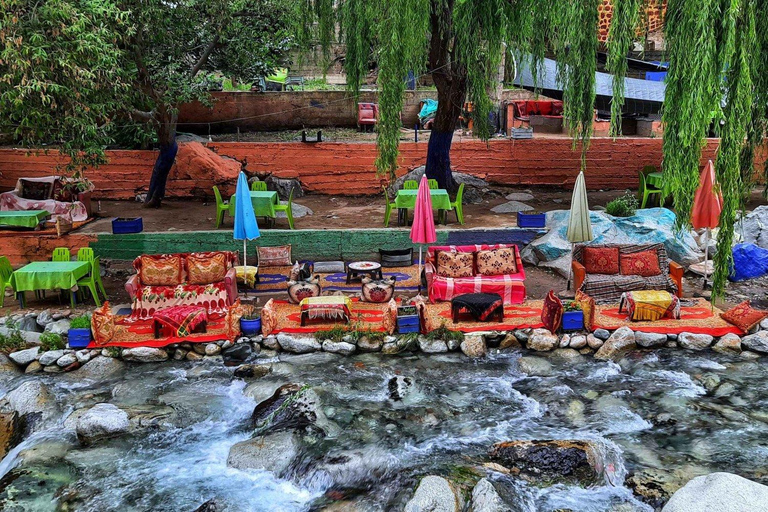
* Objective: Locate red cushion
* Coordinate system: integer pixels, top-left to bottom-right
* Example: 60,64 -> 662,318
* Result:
620,249 -> 662,277
583,247 -> 620,275
541,290 -> 563,333
721,301 -> 768,332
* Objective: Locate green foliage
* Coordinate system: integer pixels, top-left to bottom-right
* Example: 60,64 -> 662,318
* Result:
69,315 -> 91,329
105,346 -> 121,358
0,330 -> 25,352
605,192 -> 639,217
563,300 -> 582,312
40,332 -> 65,352
315,324 -> 385,344
426,323 -> 464,343
606,0 -> 641,136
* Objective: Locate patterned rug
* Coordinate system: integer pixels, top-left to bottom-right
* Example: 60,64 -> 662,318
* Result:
88,313 -> 233,349
422,300 -> 545,333
593,298 -> 743,336
261,299 -> 395,335
250,265 -> 422,294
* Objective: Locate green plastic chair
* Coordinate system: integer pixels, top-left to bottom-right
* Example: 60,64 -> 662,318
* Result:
427,179 -> 439,190
213,186 -> 230,228
403,180 -> 418,190
77,257 -> 102,307
273,188 -> 295,229
251,181 -> 267,192
383,186 -> 398,227
450,183 -> 465,224
77,247 -> 94,262
0,257 -> 14,308
639,166 -> 662,208
52,247 -> 70,262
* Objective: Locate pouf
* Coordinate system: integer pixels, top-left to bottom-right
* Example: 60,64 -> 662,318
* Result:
619,290 -> 680,321
361,276 -> 396,303
451,293 -> 504,323
287,277 -> 321,304
300,296 -> 352,326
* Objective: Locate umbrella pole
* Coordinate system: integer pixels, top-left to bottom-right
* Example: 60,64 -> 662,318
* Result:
418,246 -> 423,295
243,239 -> 248,297
703,228 -> 709,290
567,243 -> 573,291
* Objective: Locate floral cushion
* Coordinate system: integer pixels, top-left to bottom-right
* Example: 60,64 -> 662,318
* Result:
436,251 -> 474,278
258,245 -> 292,267
139,254 -> 183,286
721,301 -> 768,332
187,252 -> 228,285
226,299 -> 246,340
620,249 -> 661,277
583,247 -> 620,275
574,291 -> 595,331
476,248 -> 518,276
361,276 -> 396,303
287,277 -> 321,304
91,302 -> 115,346
541,290 -> 563,333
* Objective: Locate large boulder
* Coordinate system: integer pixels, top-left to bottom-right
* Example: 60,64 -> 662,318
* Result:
2,380 -> 59,428
277,333 -> 321,354
75,403 -> 130,445
8,347 -> 40,367
678,333 -> 714,351
522,208 -> 702,277
742,331 -> 768,353
405,475 -> 464,512
471,478 -> 510,512
389,166 -> 490,204
74,356 -> 126,380
226,431 -> 299,475
250,383 -> 336,436
121,347 -> 168,362
170,142 -> 241,198
737,205 -> 768,249
595,327 -> 636,360
0,411 -> 23,460
264,176 -> 304,200
488,440 -> 601,486
662,472 -> 768,512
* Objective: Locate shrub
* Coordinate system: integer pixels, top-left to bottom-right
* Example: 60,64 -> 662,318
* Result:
564,301 -> 582,312
69,315 -> 91,330
605,192 -> 639,217
40,332 -> 65,352
0,330 -> 25,352
426,323 -> 464,343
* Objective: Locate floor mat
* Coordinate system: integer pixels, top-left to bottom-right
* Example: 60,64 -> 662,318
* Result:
88,313 -> 234,349
262,299 -> 394,334
422,300 -> 545,333
250,265 -> 422,294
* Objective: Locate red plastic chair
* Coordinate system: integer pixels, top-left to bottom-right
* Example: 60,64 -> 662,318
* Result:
358,103 -> 378,131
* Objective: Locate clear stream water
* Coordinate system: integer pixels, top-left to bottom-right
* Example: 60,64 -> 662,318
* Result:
1,348 -> 767,511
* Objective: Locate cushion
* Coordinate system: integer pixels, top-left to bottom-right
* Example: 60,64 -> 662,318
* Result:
313,261 -> 346,273
574,291 -> 595,331
620,249 -> 661,277
139,255 -> 183,286
541,290 -> 563,333
721,301 -> 768,332
289,261 -> 313,281
91,302 -> 115,346
187,252 -> 228,285
20,179 -> 52,200
258,245 -> 292,267
287,277 -> 321,304
380,248 -> 413,268
476,247 -> 518,276
583,247 -> 620,275
436,251 -> 474,278
361,276 -> 396,303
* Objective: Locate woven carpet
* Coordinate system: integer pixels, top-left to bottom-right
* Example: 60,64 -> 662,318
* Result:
250,265 -> 421,294
423,300 -> 545,333
88,313 -> 232,349
262,299 -> 393,335
593,298 -> 742,336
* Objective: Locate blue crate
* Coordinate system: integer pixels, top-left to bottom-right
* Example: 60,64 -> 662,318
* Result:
112,217 -> 143,234
562,311 -> 584,331
397,315 -> 420,334
68,328 -> 92,348
517,211 -> 546,228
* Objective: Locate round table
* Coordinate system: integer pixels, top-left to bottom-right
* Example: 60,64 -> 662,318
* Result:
346,261 -> 383,284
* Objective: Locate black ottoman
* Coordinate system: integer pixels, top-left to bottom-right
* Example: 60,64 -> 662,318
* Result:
451,293 -> 504,323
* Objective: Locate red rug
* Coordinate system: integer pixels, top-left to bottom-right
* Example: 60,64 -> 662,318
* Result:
261,298 -> 395,335
88,313 -> 233,349
422,300 -> 545,333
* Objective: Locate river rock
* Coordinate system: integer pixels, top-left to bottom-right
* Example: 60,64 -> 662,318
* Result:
514,329 -> 531,344
36,310 -> 54,327
124,404 -> 178,430
594,329 -> 610,340
45,319 -> 70,335
383,337 -> 418,354
357,336 -> 383,353
262,335 -> 280,350
75,349 -> 92,364
222,343 -> 252,365
251,383 -> 335,436
506,192 -> 534,202
713,333 -> 742,355
518,356 -> 552,377
678,333 -> 714,351
635,332 -> 667,348
499,333 -> 522,350
662,472 -> 768,512
626,468 -> 687,509
741,331 -> 768,353
24,361 -> 42,374
418,337 -> 448,353
461,335 -> 487,358
527,329 -> 558,351
75,403 -> 130,445
77,356 -> 126,379
559,334 -> 570,348
586,334 -> 604,349
0,411 -> 22,460
233,364 -> 271,379
3,380 -> 58,427
121,347 -> 168,362
388,376 -> 414,401
488,440 -> 600,486
38,349 -> 65,366
192,499 -> 219,512
551,348 -> 582,360
491,200 -> 533,214
203,343 -> 220,356
405,475 -> 463,512
277,333 -> 321,353
569,335 -> 587,349
186,351 -> 202,361
227,431 -> 300,475
470,478 -> 510,512
192,343 -> 208,355
9,347 -> 40,366
322,340 -> 356,355
595,327 -> 635,360
17,315 -> 42,333
56,353 -> 77,367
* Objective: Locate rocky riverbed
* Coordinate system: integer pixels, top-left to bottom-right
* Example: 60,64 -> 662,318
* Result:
2,338 -> 768,511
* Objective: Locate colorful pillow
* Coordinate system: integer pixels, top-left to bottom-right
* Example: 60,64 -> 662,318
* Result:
287,277 -> 321,304
91,302 -> 115,346
721,301 -> 768,333
541,290 -> 563,333
187,252 -> 228,284
361,276 -> 396,303
258,245 -> 292,267
620,249 -> 661,277
139,255 -> 183,286
20,179 -> 52,200
583,247 -> 620,275
436,251 -> 474,278
574,290 -> 595,331
476,247 -> 518,276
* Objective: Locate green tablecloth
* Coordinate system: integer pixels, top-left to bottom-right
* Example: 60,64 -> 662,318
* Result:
646,172 -> 663,188
394,189 -> 452,211
11,261 -> 90,292
229,191 -> 280,217
0,210 -> 49,228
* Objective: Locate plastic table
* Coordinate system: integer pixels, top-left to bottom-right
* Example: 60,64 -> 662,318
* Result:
0,210 -> 50,229
229,191 -> 280,219
11,261 -> 91,308
394,189 -> 452,225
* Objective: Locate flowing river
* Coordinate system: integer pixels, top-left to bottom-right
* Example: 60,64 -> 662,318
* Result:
1,347 -> 767,511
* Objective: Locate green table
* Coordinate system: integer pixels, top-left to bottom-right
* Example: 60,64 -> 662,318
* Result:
394,189 -> 452,225
11,261 -> 91,308
646,172 -> 664,188
228,191 -> 280,218
0,210 -> 49,229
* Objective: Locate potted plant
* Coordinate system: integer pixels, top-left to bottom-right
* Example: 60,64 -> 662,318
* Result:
240,306 -> 261,336
68,314 -> 92,348
562,301 -> 584,331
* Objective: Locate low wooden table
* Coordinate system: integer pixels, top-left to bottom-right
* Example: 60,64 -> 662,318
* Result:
618,290 -> 680,322
152,305 -> 208,338
451,293 -> 504,323
346,261 -> 383,284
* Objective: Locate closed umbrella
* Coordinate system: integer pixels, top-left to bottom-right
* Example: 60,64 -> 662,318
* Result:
233,172 -> 260,272
691,160 -> 723,287
566,171 -> 594,289
410,176 -> 437,294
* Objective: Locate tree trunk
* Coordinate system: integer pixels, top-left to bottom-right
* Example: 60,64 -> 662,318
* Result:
144,114 -> 178,208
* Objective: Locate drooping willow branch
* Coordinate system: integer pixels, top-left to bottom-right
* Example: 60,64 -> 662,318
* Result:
606,0 -> 641,136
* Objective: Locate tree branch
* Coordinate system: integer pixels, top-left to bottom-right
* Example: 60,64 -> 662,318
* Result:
189,33 -> 221,79
129,109 -> 155,122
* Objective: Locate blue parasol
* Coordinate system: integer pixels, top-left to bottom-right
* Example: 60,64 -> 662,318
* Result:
233,172 -> 260,268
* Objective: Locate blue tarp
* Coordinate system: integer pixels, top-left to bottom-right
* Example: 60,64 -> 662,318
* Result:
730,243 -> 768,281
